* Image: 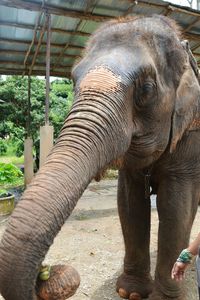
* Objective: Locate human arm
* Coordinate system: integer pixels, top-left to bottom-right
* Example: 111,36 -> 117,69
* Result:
171,233 -> 200,282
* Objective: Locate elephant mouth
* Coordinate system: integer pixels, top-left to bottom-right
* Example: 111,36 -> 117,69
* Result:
124,138 -> 165,169
94,157 -> 125,181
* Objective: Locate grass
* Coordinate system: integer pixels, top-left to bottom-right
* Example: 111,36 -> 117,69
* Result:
0,141 -> 24,189
0,139 -> 24,165
0,155 -> 24,165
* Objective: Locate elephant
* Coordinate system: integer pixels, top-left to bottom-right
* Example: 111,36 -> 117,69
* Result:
0,14 -> 200,300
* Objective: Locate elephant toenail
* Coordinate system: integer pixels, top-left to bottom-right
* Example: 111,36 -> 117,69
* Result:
129,292 -> 142,300
118,288 -> 128,298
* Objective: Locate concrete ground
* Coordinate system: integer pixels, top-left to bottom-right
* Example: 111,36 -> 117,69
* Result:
0,179 -> 199,300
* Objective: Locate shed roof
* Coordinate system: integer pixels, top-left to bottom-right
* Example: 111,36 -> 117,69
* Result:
0,0 -> 200,78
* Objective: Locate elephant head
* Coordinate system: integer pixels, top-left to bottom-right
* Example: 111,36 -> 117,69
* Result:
0,15 -> 200,300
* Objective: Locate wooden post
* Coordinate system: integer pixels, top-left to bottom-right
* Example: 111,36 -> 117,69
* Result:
39,125 -> 54,167
40,13 -> 54,168
24,76 -> 34,186
24,137 -> 34,186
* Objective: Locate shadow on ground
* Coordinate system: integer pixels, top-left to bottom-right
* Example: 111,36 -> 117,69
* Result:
91,251 -> 198,300
71,208 -> 118,221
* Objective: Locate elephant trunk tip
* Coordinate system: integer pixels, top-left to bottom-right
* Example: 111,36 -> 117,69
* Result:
36,264 -> 80,300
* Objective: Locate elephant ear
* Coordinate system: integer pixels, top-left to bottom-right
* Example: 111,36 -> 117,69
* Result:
181,40 -> 200,81
170,66 -> 200,153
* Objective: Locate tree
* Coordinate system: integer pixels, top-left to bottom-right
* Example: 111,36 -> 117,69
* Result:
0,76 -> 73,156
50,79 -> 74,138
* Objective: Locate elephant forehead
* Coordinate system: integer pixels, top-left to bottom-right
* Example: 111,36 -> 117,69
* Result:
79,66 -> 122,91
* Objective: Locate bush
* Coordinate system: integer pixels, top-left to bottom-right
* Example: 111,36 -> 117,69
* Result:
0,189 -> 10,198
0,163 -> 23,185
0,139 -> 7,155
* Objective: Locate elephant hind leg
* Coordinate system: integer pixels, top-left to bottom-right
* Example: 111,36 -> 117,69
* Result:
148,286 -> 185,300
151,177 -> 199,300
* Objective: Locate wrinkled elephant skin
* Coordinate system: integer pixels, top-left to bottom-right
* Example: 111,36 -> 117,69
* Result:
0,15 -> 200,300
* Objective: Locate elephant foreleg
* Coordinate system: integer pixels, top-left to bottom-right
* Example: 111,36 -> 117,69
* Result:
149,178 -> 199,300
116,169 -> 153,299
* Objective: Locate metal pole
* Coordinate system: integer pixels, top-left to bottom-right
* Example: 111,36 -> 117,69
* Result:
27,75 -> 31,137
45,13 -> 51,124
24,75 -> 34,186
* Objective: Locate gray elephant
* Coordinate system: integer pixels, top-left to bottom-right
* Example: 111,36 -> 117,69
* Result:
0,15 -> 200,300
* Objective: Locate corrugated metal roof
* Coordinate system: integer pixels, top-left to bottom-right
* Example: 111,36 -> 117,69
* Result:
0,0 -> 200,78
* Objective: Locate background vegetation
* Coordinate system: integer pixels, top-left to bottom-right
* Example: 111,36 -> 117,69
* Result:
0,76 -> 74,158
0,76 -> 73,188
0,75 -> 117,189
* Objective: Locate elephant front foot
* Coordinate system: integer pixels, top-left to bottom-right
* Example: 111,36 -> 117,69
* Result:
116,272 -> 153,299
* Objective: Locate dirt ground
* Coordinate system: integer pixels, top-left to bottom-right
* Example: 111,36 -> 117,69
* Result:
0,179 -> 199,300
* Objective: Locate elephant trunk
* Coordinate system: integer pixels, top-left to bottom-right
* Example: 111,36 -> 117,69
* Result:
0,82 -> 132,300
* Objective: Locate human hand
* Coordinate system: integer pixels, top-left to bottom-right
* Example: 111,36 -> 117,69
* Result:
171,261 -> 188,281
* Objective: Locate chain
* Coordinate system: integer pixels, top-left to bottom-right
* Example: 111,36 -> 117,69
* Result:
144,166 -> 153,200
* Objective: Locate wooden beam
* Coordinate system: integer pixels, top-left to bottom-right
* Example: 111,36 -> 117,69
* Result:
22,15 -> 43,77
182,17 -> 200,33
122,3 -> 136,17
0,49 -> 79,59
0,0 -> 113,22
0,61 -> 72,70
193,52 -> 200,57
23,11 -> 44,71
163,5 -> 173,16
191,42 -> 200,51
0,68 -> 71,78
0,20 -> 35,30
169,5 -> 200,18
1,34 -> 199,54
0,38 -> 84,51
28,15 -> 47,75
183,31 -> 200,43
51,28 -> 90,37
0,20 -> 90,37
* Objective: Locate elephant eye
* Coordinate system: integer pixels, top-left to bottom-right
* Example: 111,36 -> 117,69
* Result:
141,82 -> 155,96
135,81 -> 156,108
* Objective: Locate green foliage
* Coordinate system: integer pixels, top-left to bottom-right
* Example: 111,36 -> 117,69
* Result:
0,138 -> 7,155
50,79 -> 74,138
0,189 -> 10,198
1,155 -> 24,165
0,76 -> 74,156
0,163 -> 23,185
0,76 -> 45,154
